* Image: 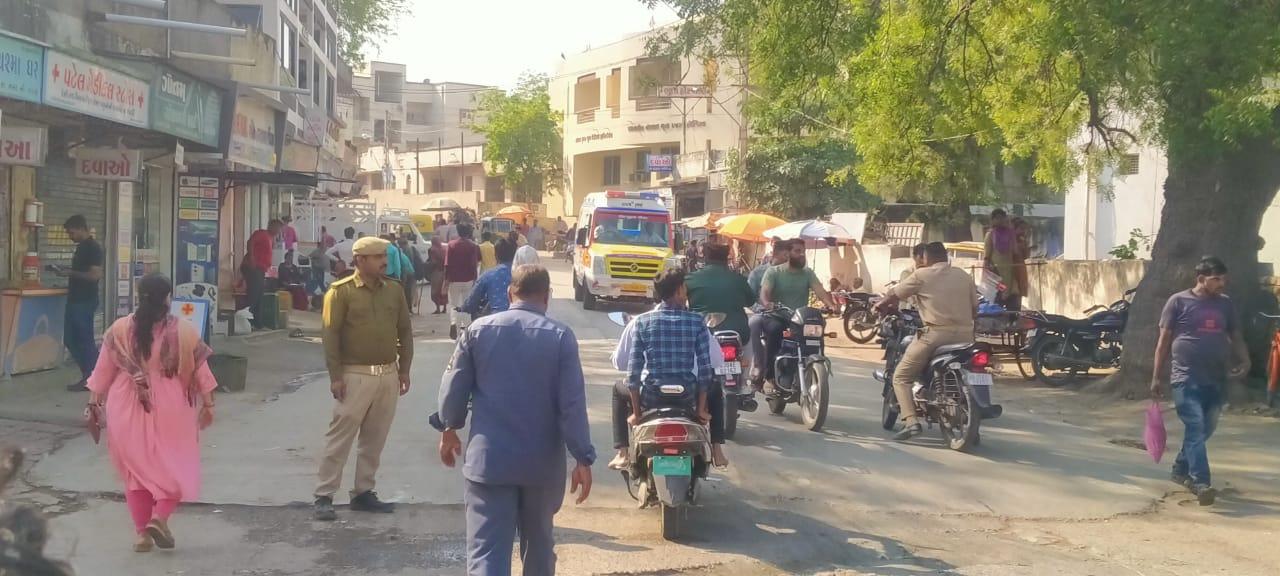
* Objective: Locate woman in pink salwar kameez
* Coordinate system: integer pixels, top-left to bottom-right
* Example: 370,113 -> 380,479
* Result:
87,274 -> 217,553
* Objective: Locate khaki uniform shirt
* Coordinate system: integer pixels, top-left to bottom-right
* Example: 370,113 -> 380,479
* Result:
893,262 -> 977,330
323,272 -> 413,381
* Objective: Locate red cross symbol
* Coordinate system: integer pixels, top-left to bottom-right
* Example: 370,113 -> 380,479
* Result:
182,303 -> 195,316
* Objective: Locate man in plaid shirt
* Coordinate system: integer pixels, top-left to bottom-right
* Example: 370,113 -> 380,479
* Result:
609,269 -> 728,469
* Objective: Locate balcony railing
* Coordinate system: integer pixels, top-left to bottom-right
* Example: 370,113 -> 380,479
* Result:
672,150 -> 728,181
577,109 -> 596,124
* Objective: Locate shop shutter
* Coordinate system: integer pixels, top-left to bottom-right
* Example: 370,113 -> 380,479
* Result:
39,156 -> 109,332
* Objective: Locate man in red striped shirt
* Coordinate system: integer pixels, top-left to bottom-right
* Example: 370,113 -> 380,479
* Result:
242,219 -> 282,330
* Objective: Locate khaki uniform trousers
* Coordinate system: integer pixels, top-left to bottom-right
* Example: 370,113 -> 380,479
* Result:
892,327 -> 973,426
315,365 -> 400,498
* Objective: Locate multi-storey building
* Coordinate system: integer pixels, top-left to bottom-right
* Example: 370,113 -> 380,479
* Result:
550,28 -> 747,219
348,61 -> 491,152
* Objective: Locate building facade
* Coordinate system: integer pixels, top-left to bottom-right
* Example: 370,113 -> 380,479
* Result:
550,28 -> 747,219
347,61 -> 490,153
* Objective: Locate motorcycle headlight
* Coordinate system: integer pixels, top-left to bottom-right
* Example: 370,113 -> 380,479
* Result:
592,256 -> 606,276
663,257 -> 682,271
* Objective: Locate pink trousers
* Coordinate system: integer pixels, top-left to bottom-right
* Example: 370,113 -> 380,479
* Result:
126,490 -> 179,533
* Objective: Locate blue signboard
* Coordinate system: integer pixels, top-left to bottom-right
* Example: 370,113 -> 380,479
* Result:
0,34 -> 44,103
175,176 -> 222,290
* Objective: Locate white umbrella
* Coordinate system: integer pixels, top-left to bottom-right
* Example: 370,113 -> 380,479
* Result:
762,219 -> 854,241
420,198 -> 462,212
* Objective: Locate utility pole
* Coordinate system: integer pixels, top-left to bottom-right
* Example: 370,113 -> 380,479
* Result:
415,138 -> 421,195
437,136 -> 443,193
460,131 -> 465,193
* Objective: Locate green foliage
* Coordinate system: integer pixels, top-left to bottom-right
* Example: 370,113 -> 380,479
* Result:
728,136 -> 879,220
648,0 -> 1280,195
471,73 -> 563,203
332,0 -> 409,63
1108,228 -> 1153,260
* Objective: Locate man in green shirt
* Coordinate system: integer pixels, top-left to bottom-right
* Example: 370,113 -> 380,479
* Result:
750,239 -> 837,389
687,243 -> 755,342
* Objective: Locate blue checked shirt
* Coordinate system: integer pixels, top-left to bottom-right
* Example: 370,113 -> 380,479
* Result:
626,303 -> 713,404
461,263 -> 511,317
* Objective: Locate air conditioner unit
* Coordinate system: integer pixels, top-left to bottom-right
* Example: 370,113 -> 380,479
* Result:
628,171 -> 648,183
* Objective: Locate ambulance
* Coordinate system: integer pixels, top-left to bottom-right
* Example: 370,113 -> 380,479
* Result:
572,190 -> 678,310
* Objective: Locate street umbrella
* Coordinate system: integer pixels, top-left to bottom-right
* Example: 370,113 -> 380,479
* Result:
763,219 -> 854,242
420,197 -> 462,212
715,213 -> 787,243
496,205 -> 532,217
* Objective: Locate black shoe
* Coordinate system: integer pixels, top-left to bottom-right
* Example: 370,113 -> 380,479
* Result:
449,325 -> 458,340
893,423 -> 924,442
349,490 -> 395,513
314,496 -> 336,521
1171,472 -> 1192,488
1191,484 -> 1216,506
65,380 -> 88,392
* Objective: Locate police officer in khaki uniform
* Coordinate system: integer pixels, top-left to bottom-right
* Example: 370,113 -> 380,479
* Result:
878,242 -> 978,441
314,236 -> 414,521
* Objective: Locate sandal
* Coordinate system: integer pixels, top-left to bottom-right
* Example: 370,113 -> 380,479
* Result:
145,518 -> 175,549
133,533 -> 154,553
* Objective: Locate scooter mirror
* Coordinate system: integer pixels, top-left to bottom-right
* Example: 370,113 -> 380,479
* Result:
607,311 -> 630,327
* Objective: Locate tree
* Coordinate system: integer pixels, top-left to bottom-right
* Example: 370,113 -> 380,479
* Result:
729,136 -> 879,220
651,0 -> 1280,398
471,73 -> 563,204
331,0 -> 409,63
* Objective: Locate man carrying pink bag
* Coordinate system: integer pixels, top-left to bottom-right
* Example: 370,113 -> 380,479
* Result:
1150,256 -> 1251,506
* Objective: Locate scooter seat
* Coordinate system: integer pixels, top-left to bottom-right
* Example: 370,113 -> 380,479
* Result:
934,343 -> 975,355
639,406 -> 697,423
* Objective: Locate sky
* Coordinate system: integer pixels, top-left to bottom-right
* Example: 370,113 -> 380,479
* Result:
371,0 -> 679,89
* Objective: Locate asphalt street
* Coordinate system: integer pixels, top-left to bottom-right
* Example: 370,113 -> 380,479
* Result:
21,259 -> 1279,575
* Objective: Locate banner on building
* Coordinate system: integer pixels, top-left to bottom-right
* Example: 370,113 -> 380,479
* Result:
656,85 -> 710,98
227,97 -> 278,171
72,147 -> 142,181
0,34 -> 44,103
647,154 -> 674,172
0,124 -> 47,166
43,51 -> 149,128
150,68 -> 223,147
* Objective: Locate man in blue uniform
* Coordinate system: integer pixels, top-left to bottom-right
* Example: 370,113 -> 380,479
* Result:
436,265 -> 595,576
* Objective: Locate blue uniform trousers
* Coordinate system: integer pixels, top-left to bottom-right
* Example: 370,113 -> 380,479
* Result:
464,479 -> 565,576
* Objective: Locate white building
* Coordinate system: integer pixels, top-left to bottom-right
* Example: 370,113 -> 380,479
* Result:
348,62 -> 492,152
1065,141 -> 1280,267
550,28 -> 747,219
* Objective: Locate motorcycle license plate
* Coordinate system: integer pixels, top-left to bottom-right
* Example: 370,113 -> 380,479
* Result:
715,363 -> 741,375
1026,329 -> 1038,339
652,455 -> 692,476
967,372 -> 994,387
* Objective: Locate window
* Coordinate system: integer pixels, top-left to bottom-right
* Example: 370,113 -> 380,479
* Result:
635,150 -> 649,173
603,156 -> 622,186
660,146 -> 679,156
326,74 -> 336,114
327,31 -> 337,62
606,68 -> 622,109
574,74 -> 601,114
279,22 -> 297,77
313,62 -> 322,105
355,96 -> 370,121
629,57 -> 679,99
1116,153 -> 1140,176
464,175 -> 474,191
374,71 -> 403,103
406,102 -> 431,125
459,109 -> 475,125
374,119 -> 385,142
388,120 -> 402,144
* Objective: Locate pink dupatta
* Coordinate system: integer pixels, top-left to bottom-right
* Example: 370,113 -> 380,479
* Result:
102,315 -> 213,412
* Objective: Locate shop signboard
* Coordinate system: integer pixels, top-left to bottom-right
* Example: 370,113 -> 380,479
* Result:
115,182 -> 134,318
43,51 -> 149,128
227,97 -> 278,171
150,68 -> 223,147
175,176 -> 222,296
647,154 -> 674,172
72,147 -> 142,181
0,34 -> 44,103
0,124 -> 47,166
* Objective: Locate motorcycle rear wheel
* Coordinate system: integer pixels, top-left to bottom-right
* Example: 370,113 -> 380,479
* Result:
943,377 -> 982,452
881,389 -> 900,431
660,504 -> 682,540
801,362 -> 830,432
1031,335 -> 1075,386
843,309 -> 878,344
724,394 -> 740,440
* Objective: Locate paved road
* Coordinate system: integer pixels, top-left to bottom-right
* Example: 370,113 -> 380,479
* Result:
25,258 -> 1230,575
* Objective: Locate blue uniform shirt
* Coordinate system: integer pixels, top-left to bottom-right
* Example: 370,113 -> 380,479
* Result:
461,263 -> 512,317
439,301 -> 597,486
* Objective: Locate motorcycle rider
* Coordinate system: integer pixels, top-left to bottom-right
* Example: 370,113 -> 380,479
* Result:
876,242 -> 978,441
751,239 -> 839,392
608,269 -> 727,469
687,243 -> 755,352
749,239 -> 791,299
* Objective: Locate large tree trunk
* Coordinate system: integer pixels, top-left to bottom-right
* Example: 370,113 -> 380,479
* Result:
1107,139 -> 1280,400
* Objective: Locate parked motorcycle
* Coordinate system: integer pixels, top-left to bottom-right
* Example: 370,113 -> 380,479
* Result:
1022,288 -> 1135,385
833,289 -> 883,344
756,305 -> 836,432
872,306 -> 1002,452
607,311 -> 714,541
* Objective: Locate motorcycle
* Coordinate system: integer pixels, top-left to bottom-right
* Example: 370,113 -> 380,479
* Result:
708,316 -> 758,440
1022,288 -> 1135,385
607,311 -> 715,541
756,305 -> 836,432
872,306 -> 1002,452
833,289 -> 883,344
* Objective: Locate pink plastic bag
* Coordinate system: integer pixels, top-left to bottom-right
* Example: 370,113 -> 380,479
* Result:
1144,401 -> 1167,463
